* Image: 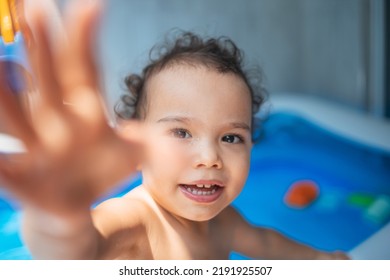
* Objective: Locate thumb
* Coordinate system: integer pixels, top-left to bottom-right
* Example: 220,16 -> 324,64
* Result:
115,120 -> 145,144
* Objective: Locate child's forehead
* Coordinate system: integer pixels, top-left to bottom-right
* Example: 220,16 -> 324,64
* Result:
146,64 -> 250,97
144,65 -> 252,121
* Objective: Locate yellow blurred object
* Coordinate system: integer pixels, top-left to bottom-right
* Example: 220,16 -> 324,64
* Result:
0,0 -> 15,43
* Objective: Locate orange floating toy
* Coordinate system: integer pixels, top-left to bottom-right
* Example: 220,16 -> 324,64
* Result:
284,180 -> 319,208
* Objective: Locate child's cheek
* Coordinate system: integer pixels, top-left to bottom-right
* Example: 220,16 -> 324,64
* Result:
146,138 -> 190,173
162,140 -> 191,169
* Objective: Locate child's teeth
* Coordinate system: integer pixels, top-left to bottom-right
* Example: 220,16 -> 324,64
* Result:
194,184 -> 212,188
186,187 -> 216,196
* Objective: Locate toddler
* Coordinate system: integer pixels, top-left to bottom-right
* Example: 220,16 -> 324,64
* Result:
0,0 -> 347,260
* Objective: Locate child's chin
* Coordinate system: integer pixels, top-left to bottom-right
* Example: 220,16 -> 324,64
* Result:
181,209 -> 222,222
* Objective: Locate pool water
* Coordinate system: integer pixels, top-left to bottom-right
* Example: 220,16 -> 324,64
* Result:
1,112 -> 390,259
232,112 -> 390,258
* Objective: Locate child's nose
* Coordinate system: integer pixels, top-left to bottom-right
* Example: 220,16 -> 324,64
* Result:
193,140 -> 222,169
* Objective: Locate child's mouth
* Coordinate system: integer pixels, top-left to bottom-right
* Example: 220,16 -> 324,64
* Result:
178,183 -> 223,203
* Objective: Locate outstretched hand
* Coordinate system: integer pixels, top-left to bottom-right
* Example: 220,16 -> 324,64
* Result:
0,0 -> 143,216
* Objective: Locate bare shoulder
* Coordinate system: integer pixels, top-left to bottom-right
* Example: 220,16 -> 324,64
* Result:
211,206 -> 249,244
92,186 -> 153,234
215,206 -> 267,259
216,205 -> 247,225
91,186 -> 156,259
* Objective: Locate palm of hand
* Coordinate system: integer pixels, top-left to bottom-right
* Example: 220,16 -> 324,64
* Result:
0,1 -> 141,215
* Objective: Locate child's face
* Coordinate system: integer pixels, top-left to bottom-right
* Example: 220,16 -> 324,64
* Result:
141,65 -> 252,221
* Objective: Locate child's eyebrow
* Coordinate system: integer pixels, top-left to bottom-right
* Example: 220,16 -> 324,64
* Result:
157,116 -> 250,131
229,122 -> 251,131
157,116 -> 192,124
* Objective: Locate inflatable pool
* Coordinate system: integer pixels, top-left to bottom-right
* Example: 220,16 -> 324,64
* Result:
230,94 -> 390,259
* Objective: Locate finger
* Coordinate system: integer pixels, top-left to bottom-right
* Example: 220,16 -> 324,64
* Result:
0,161 -> 16,190
58,0 -> 103,96
0,64 -> 36,143
17,0 -> 66,49
116,120 -> 146,144
9,0 -> 20,32
0,153 -> 29,198
56,0 -> 107,126
115,121 -> 146,175
15,0 -> 35,50
25,5 -> 63,109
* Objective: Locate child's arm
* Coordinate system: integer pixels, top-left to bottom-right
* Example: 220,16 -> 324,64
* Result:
22,207 -> 101,259
21,197 -> 146,259
0,1 -> 143,259
226,207 -> 348,259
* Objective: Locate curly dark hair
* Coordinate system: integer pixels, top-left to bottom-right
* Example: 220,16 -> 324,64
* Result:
115,31 -> 267,138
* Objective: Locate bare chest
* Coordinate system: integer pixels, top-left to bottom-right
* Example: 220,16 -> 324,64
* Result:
147,221 -> 231,260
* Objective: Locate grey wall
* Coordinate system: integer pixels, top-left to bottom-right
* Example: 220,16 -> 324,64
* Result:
95,0 -> 370,116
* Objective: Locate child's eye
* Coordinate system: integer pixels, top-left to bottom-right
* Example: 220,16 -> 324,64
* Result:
222,134 -> 244,144
171,128 -> 192,139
